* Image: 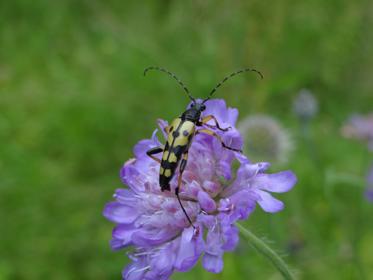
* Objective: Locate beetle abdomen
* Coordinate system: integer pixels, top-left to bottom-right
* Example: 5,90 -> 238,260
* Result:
159,118 -> 195,191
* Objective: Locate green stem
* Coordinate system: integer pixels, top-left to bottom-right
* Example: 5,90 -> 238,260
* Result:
236,223 -> 295,280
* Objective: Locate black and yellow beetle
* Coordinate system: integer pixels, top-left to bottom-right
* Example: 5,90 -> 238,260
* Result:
144,66 -> 262,227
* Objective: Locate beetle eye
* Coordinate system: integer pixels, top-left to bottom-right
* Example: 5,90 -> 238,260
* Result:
190,103 -> 194,107
201,104 -> 206,111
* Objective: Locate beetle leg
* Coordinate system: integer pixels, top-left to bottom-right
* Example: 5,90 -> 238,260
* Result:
196,128 -> 242,153
146,146 -> 164,163
175,152 -> 195,228
197,115 -> 231,131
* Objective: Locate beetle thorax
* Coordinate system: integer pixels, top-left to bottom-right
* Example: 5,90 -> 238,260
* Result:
181,108 -> 201,122
181,102 -> 206,122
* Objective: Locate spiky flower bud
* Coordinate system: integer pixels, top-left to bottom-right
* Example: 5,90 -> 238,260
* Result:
238,115 -> 293,164
293,89 -> 318,121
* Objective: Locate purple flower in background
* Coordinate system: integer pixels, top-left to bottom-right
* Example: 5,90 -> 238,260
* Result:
103,99 -> 297,279
293,88 -> 318,121
365,164 -> 373,202
342,113 -> 373,151
237,114 -> 293,164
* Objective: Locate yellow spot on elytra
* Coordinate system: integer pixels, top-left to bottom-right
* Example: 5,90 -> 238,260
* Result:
170,118 -> 182,130
172,120 -> 195,147
169,153 -> 178,162
162,151 -> 169,161
160,167 -> 164,174
164,169 -> 171,177
174,136 -> 188,147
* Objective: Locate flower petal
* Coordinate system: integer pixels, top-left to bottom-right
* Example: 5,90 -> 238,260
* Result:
110,238 -> 126,250
150,241 -> 177,276
198,191 -> 217,212
253,171 -> 297,193
220,219 -> 239,251
122,258 -> 147,280
256,190 -> 284,213
131,227 -> 178,247
203,99 -> 238,127
197,214 -> 216,229
133,129 -> 161,159
202,181 -> 220,197
174,227 -> 204,272
103,202 -> 138,224
120,162 -> 144,192
114,189 -> 137,204
157,119 -> 169,139
112,224 -> 136,248
202,253 -> 223,273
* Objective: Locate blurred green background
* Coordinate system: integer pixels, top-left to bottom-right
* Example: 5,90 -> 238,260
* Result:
1,1 -> 372,279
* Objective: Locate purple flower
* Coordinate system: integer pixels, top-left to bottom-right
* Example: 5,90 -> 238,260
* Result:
365,164 -> 373,202
103,99 -> 297,279
342,113 -> 373,151
292,89 -> 318,121
237,114 -> 293,164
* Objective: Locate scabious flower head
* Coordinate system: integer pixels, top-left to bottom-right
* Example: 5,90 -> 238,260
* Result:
292,89 -> 318,121
365,164 -> 373,202
341,113 -> 373,151
237,115 -> 293,164
103,99 -> 297,279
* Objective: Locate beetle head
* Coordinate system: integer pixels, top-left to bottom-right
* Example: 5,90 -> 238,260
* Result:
190,102 -> 206,112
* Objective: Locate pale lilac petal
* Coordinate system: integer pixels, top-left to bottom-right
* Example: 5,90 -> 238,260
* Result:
226,107 -> 239,125
110,238 -> 126,250
220,128 -> 243,151
157,119 -> 169,139
236,161 -> 271,181
202,181 -> 220,196
225,190 -> 258,220
133,129 -> 161,158
174,227 -> 204,272
197,214 -> 216,229
112,224 -> 136,248
198,191 -> 217,212
257,190 -> 284,213
203,99 -> 239,127
133,139 -> 154,159
205,225 -> 223,257
131,228 -> 179,247
202,253 -> 223,273
103,202 -> 138,224
203,99 -> 227,122
150,241 -> 177,276
216,158 -> 233,180
120,162 -> 145,192
253,171 -> 297,193
114,189 -> 137,204
220,219 -> 239,251
122,258 -> 147,280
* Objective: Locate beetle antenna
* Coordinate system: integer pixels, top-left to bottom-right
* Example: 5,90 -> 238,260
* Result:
144,66 -> 196,102
203,68 -> 263,103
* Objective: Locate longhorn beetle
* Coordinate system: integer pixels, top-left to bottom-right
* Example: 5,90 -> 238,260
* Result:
145,66 -> 263,228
